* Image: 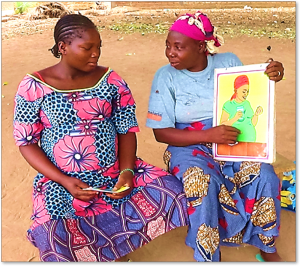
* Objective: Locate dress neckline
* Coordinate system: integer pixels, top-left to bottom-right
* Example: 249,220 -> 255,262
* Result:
180,54 -> 213,78
26,67 -> 111,93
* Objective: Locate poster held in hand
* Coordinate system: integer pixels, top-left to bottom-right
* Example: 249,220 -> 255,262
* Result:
213,63 -> 275,163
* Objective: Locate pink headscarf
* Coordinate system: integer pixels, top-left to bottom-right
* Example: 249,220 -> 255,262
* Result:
169,11 -> 223,53
231,75 -> 249,101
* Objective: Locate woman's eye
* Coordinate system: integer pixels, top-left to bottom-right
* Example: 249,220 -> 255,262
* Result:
82,47 -> 91,50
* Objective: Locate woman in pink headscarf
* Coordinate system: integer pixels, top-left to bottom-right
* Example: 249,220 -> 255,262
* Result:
147,11 -> 284,262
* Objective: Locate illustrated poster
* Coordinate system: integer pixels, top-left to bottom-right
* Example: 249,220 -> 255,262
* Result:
213,63 -> 275,163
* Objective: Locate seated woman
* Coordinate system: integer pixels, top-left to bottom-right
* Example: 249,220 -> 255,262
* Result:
146,11 -> 284,262
13,14 -> 188,262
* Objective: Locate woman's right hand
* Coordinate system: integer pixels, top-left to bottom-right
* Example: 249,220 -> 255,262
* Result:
233,111 -> 243,121
61,176 -> 99,202
204,125 -> 240,144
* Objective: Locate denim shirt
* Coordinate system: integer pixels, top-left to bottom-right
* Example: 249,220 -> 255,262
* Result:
146,52 -> 243,129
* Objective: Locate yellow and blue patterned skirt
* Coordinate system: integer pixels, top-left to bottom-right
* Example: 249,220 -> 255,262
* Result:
164,119 -> 281,262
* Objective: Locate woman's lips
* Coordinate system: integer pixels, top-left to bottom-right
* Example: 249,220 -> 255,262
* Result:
170,62 -> 179,67
88,62 -> 97,67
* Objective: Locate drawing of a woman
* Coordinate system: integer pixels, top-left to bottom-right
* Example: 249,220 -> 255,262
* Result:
220,75 -> 263,142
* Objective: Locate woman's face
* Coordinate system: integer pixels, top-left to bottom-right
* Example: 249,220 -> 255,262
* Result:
165,31 -> 205,72
236,84 -> 249,102
62,28 -> 101,72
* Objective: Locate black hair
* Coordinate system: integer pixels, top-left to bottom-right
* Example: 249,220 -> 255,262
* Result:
49,14 -> 97,58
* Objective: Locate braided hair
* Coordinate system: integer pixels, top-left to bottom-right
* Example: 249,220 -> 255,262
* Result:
49,14 -> 97,58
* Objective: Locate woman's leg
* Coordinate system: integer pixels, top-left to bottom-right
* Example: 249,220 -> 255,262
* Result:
167,145 -> 248,262
260,250 -> 282,261
224,161 -> 282,261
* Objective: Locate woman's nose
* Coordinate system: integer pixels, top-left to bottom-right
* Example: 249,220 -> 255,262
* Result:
167,47 -> 175,57
168,50 -> 175,58
93,46 -> 101,57
91,50 -> 100,58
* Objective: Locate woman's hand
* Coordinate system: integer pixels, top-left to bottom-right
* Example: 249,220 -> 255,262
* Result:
106,171 -> 134,200
204,125 -> 240,144
265,58 -> 284,82
61,176 -> 98,202
255,106 -> 263,116
233,111 -> 243,121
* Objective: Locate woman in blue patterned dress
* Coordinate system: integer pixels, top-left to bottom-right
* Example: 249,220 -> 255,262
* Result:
146,12 -> 284,262
13,14 -> 188,262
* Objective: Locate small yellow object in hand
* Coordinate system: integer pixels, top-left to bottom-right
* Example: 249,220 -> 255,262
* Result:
82,185 -> 130,193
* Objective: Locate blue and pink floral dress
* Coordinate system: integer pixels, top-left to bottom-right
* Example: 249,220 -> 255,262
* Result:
13,68 -> 188,262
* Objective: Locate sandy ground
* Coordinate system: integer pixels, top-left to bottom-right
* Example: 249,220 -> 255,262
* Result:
1,8 -> 295,262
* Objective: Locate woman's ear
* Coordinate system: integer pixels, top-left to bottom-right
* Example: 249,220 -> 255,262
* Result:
198,40 -> 206,53
58,41 -> 67,55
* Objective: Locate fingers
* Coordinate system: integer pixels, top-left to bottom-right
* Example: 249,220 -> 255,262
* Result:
219,125 -> 240,144
107,177 -> 132,199
76,190 -> 98,202
265,60 -> 284,82
106,188 -> 132,200
267,70 -> 283,82
224,125 -> 241,134
112,179 -> 123,192
225,134 -> 239,144
265,58 -> 273,63
256,106 -> 263,115
237,112 -> 243,118
106,191 -> 127,200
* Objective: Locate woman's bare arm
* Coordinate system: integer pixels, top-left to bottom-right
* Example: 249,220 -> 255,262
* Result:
153,125 -> 240,147
106,132 -> 136,199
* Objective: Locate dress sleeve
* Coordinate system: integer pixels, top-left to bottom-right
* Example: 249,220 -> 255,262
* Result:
222,100 -> 233,115
146,67 -> 176,129
109,71 -> 140,134
13,75 -> 45,146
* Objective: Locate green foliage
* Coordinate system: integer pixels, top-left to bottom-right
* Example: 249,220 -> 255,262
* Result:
219,26 -> 296,39
101,20 -> 295,39
14,2 -> 33,14
101,22 -> 169,35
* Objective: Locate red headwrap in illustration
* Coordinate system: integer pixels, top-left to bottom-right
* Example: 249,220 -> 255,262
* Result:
231,75 -> 249,101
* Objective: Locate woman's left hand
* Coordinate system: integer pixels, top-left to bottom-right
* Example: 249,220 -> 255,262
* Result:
265,58 -> 284,82
255,106 -> 263,116
105,171 -> 134,199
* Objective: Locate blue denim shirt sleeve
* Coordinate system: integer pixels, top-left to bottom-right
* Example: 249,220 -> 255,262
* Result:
146,66 -> 176,129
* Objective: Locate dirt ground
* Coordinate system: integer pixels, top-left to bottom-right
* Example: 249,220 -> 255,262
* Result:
1,7 -> 295,262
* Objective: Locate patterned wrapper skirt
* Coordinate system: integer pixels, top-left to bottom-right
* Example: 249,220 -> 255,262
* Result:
27,173 -> 188,261
164,119 -> 281,262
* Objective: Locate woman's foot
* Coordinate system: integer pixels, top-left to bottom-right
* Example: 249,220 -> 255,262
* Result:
260,250 -> 282,261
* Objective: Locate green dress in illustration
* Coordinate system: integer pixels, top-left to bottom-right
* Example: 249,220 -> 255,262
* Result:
222,99 -> 256,142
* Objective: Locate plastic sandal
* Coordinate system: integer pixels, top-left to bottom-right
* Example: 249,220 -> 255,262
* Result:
256,253 -> 265,262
